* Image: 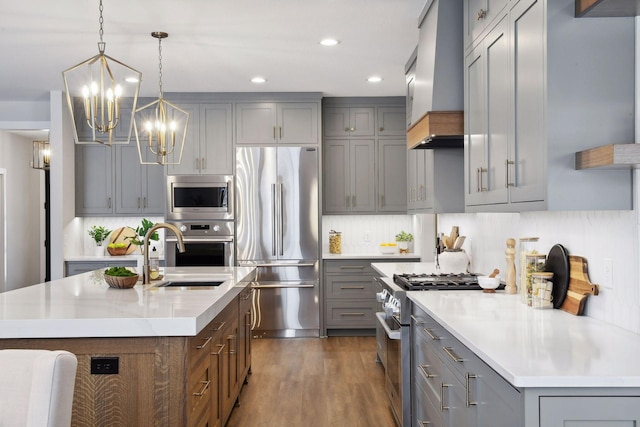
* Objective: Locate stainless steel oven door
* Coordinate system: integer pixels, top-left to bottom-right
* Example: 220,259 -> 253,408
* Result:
165,237 -> 234,267
376,312 -> 402,427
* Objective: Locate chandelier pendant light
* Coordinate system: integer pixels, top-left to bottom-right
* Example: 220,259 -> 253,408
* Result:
134,32 -> 189,165
31,140 -> 51,170
62,0 -> 142,145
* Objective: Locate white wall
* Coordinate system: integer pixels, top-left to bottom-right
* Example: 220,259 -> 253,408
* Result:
0,131 -> 44,290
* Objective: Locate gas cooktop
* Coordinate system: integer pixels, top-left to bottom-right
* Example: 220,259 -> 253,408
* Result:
393,273 -> 501,291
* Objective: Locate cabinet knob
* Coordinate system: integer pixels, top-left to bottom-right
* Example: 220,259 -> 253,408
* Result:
477,8 -> 487,20
380,127 -> 384,132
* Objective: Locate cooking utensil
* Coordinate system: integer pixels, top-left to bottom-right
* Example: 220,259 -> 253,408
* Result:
441,235 -> 450,249
489,268 -> 499,278
559,256 -> 599,316
108,227 -> 138,255
453,236 -> 465,250
449,226 -> 459,248
546,244 -> 569,308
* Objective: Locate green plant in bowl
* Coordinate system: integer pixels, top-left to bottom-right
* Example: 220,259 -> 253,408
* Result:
104,266 -> 137,277
395,231 -> 414,242
88,225 -> 112,245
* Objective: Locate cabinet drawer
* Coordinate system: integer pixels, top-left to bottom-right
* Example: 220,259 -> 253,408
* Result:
187,360 -> 211,427
325,300 -> 378,328
414,372 -> 445,427
324,260 -> 375,275
413,330 -> 446,409
325,275 -> 377,299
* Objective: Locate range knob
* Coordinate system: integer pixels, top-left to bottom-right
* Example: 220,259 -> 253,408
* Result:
179,225 -> 187,232
213,225 -> 221,232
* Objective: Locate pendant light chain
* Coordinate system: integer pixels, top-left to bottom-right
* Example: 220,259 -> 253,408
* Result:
158,38 -> 163,99
97,0 -> 105,53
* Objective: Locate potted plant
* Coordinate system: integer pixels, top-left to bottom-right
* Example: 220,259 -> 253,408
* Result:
395,231 -> 414,253
126,218 -> 159,252
88,225 -> 112,256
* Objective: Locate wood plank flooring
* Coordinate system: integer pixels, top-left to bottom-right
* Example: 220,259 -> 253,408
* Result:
226,337 -> 397,427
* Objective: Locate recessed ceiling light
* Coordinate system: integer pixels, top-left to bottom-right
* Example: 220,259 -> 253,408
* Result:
251,77 -> 267,83
320,38 -> 340,46
367,76 -> 383,83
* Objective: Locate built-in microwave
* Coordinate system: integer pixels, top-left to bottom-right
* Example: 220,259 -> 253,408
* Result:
166,175 -> 233,221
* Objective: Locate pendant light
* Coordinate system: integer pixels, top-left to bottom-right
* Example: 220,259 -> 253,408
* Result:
62,0 -> 142,145
31,140 -> 51,170
134,32 -> 189,165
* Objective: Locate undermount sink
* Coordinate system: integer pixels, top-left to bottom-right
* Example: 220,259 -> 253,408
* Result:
157,281 -> 224,288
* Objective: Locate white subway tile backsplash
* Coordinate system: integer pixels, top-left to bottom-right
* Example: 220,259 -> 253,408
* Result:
322,215 -> 415,255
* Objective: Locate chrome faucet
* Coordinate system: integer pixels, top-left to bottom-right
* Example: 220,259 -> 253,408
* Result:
143,222 -> 185,284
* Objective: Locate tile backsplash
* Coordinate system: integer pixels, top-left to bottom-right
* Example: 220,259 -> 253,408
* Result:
322,215 -> 415,254
437,210 -> 640,333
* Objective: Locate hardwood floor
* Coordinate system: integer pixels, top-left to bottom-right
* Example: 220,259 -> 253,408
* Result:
226,337 -> 397,427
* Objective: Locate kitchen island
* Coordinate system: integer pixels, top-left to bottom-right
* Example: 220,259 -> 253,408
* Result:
0,266 -> 256,427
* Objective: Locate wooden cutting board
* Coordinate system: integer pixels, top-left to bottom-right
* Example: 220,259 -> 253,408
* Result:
559,255 -> 599,316
108,227 -> 139,255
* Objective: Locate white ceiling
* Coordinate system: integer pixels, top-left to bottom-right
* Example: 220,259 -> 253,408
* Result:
0,0 -> 424,102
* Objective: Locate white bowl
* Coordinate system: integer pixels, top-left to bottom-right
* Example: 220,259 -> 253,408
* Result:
379,245 -> 397,254
477,276 -> 501,291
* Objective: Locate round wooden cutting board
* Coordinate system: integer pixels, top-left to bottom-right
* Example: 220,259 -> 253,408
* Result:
108,227 -> 140,255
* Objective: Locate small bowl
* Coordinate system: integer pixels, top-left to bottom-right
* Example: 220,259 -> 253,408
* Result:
104,273 -> 139,289
379,245 -> 397,255
477,276 -> 501,293
107,246 -> 128,256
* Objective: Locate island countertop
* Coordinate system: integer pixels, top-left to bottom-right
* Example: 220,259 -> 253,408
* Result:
0,266 -> 255,339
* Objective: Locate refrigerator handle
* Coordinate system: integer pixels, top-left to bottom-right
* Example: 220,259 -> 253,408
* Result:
279,183 -> 284,256
271,183 -> 276,256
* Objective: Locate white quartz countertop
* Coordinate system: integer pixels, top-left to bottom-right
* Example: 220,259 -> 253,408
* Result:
323,253 -> 421,260
372,261 -> 640,388
409,291 -> 640,388
0,267 -> 255,339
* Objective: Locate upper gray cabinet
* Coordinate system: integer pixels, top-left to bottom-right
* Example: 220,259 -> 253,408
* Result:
377,108 -> 406,137
115,144 -> 165,215
235,102 -> 319,145
378,140 -> 408,212
323,107 -> 375,137
167,103 -> 233,175
464,0 -> 635,212
75,144 -> 113,215
464,0 -> 509,49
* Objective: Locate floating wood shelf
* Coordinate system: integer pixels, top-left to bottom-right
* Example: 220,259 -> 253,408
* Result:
576,0 -> 640,17
575,143 -> 640,169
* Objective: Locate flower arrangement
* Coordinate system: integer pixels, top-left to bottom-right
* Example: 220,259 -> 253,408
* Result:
88,225 -> 112,246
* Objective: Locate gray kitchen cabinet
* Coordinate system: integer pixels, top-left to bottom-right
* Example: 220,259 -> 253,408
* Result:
464,16 -> 510,207
377,107 -> 406,137
323,139 -> 376,213
323,259 -> 418,336
323,107 -> 375,137
235,102 -> 319,145
464,0 -> 634,212
407,149 -> 465,214
407,150 -> 430,212
411,305 -> 524,427
115,144 -> 165,215
378,139 -> 407,213
75,144 -> 113,215
538,396 -> 640,426
65,260 -> 137,277
405,51 -> 417,129
464,0 -> 509,49
167,103 -> 233,175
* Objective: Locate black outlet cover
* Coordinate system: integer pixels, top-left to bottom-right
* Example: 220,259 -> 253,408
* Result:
91,356 -> 119,375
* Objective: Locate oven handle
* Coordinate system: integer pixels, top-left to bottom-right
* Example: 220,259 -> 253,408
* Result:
375,312 -> 401,340
238,262 -> 315,268
167,237 -> 234,243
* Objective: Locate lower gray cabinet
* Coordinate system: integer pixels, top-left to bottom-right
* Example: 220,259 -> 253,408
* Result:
65,260 -> 137,277
538,396 -> 640,426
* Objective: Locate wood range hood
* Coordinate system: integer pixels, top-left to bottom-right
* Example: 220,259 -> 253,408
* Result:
406,110 -> 463,149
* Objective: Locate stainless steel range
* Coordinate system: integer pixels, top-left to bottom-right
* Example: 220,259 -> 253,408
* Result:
376,268 -> 501,427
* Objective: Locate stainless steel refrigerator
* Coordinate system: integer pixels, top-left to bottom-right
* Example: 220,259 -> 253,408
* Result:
235,146 -> 319,338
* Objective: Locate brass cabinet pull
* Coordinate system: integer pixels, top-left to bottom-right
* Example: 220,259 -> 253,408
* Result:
340,286 -> 365,289
195,157 -> 200,170
212,343 -> 226,356
193,380 -> 210,397
476,168 -> 481,193
410,315 -> 425,325
143,197 -> 147,208
279,126 -> 283,139
419,422 -> 432,426
341,312 -> 365,316
352,195 -> 356,206
273,126 -> 276,139
344,127 -> 351,132
245,311 -> 252,327
202,157 -> 206,170
380,127 -> 384,132
423,328 -> 440,341
195,336 -> 212,350
440,383 -> 451,411
227,334 -> 237,355
465,373 -> 478,407
419,364 -> 436,379
108,197 -> 112,209
479,167 -> 488,192
340,265 -> 365,269
477,8 -> 487,20
212,321 -> 226,331
505,159 -> 515,188
380,195 -> 385,207
443,346 -> 464,363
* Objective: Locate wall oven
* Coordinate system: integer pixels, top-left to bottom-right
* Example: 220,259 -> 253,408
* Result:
166,175 -> 233,221
165,221 -> 234,267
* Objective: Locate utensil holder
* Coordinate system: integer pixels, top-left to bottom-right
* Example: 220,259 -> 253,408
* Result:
439,250 -> 469,274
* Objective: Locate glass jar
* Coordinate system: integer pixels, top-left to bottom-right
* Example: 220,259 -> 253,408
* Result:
523,254 -> 547,306
531,272 -> 554,309
329,230 -> 342,254
518,237 -> 540,304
